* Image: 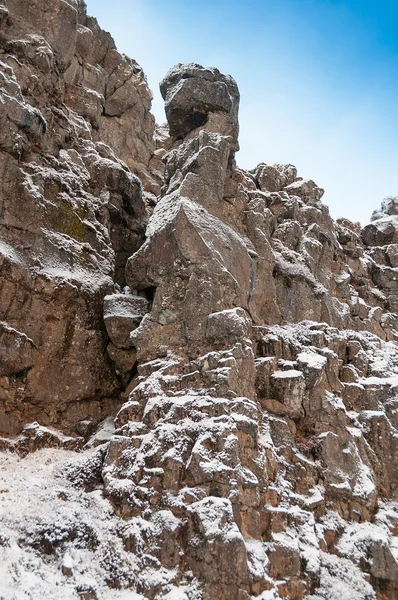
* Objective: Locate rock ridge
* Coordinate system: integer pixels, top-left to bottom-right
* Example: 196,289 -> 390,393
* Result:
1,3 -> 398,600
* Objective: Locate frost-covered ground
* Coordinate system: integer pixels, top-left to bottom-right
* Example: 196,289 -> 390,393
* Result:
0,448 -> 146,600
0,444 -> 396,600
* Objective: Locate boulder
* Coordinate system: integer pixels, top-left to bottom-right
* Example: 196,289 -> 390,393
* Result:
160,62 -> 239,145
103,294 -> 149,349
0,322 -> 37,376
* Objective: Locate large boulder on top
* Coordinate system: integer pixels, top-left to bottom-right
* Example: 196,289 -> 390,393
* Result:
160,62 -> 239,145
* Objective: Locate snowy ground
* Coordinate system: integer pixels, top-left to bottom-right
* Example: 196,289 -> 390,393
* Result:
0,444 -> 395,600
0,448 -> 145,600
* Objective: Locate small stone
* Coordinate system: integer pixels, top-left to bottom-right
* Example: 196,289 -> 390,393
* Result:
61,552 -> 74,577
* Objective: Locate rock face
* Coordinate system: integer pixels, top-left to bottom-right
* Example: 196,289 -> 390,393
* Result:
0,0 -> 158,435
2,3 -> 398,600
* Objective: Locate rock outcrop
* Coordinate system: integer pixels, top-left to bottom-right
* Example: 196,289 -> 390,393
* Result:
0,0 -> 159,435
1,3 -> 398,600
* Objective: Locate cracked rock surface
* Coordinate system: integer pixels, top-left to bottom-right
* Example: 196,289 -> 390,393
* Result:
2,2 -> 398,600
0,0 -> 158,435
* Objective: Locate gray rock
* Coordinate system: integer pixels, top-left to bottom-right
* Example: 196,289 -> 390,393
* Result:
0,322 -> 37,376
253,162 -> 297,192
103,294 -> 149,349
3,2 -> 398,599
160,62 -> 239,144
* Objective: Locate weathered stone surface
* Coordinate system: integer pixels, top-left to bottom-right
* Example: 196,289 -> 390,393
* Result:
1,420 -> 83,457
2,5 -> 398,600
0,0 -> 154,434
103,293 -> 149,349
284,178 -> 325,203
0,321 -> 37,376
160,62 -> 239,145
106,343 -> 137,378
270,369 -> 306,418
253,162 -> 297,192
6,0 -> 78,70
362,216 -> 398,246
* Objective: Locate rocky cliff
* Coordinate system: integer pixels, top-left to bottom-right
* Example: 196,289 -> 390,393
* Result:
1,2 -> 398,600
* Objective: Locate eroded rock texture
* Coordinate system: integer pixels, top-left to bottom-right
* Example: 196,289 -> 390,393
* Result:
0,0 -> 161,435
2,3 -> 398,600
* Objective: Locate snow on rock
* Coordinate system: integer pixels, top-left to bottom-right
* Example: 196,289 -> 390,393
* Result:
0,449 -> 145,599
2,2 -> 398,599
304,552 -> 376,600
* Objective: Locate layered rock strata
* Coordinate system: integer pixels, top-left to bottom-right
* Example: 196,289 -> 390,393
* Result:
2,3 -> 398,600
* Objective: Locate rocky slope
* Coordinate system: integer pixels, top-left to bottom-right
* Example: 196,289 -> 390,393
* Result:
1,1 -> 398,599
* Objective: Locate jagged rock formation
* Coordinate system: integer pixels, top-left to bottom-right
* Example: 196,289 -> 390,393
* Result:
0,0 -> 164,435
2,2 -> 398,600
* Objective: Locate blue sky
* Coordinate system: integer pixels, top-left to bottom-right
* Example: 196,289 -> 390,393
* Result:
86,0 -> 398,224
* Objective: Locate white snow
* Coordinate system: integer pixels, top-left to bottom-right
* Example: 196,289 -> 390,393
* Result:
297,352 -> 327,370
304,551 -> 376,600
272,369 -> 304,379
0,448 -> 145,600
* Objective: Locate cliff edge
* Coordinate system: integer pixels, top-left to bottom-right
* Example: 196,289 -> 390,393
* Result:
1,2 -> 398,600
